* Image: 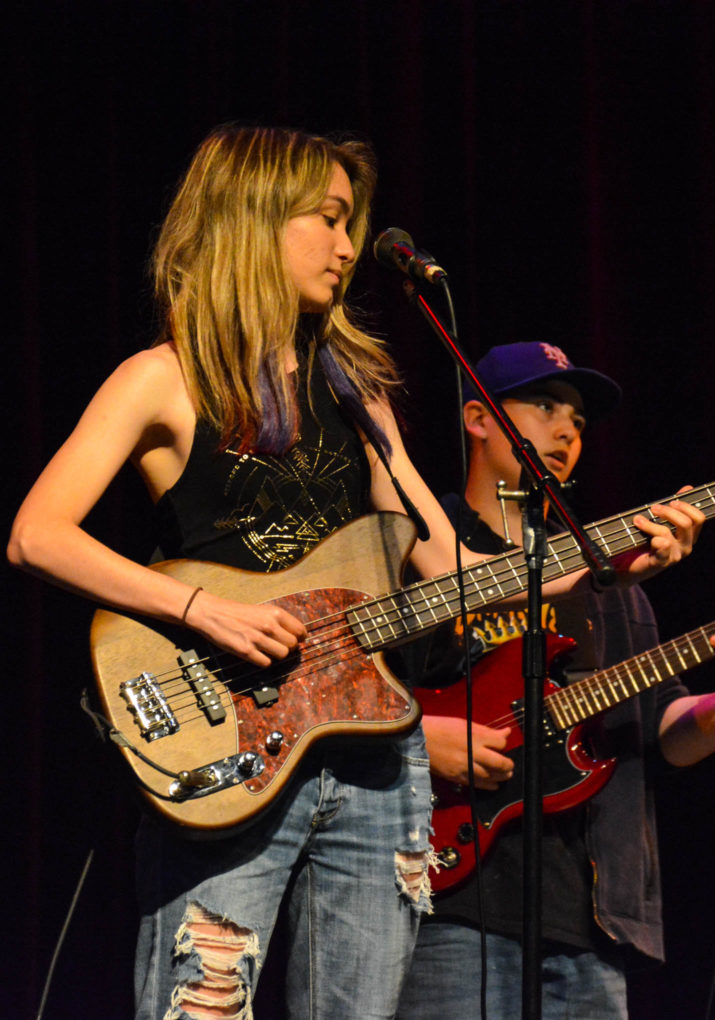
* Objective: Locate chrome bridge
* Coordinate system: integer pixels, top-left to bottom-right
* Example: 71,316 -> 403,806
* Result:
120,672 -> 179,740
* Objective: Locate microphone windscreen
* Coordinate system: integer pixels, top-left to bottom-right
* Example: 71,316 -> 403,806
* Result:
373,227 -> 414,267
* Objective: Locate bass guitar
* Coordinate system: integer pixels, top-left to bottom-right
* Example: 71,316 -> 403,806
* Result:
418,621 -> 715,893
90,483 -> 715,834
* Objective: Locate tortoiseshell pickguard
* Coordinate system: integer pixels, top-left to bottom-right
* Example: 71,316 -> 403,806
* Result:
218,587 -> 414,795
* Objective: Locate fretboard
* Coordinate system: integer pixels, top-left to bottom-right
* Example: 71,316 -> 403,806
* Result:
348,482 -> 715,652
546,622 -> 715,729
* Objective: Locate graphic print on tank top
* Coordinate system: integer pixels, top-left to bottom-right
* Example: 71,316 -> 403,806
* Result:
218,421 -> 365,570
153,355 -> 370,572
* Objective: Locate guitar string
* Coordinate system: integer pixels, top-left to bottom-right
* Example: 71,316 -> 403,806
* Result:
142,544 -> 591,726
545,623 -> 715,723
131,489 -> 715,729
164,614 -> 363,721
153,611 -> 715,742
141,534 -> 706,731
156,618 -> 715,760
142,482 -> 715,698
151,523 -> 639,705
461,624 -> 715,733
150,529 -> 649,723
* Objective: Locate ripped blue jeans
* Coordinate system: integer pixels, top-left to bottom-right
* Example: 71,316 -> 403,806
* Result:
134,726 -> 434,1019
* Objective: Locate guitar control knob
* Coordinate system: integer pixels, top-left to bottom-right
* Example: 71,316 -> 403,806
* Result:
457,823 -> 475,844
236,751 -> 260,776
437,846 -> 461,870
265,731 -> 284,754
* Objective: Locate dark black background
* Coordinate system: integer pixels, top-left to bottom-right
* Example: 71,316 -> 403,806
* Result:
5,2 -> 715,1017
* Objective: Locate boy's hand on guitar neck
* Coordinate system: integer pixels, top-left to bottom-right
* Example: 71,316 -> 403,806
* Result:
184,589 -> 307,667
617,487 -> 705,583
422,715 -> 514,791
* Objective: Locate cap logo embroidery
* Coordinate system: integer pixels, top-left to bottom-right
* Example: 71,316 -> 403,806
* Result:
540,343 -> 571,370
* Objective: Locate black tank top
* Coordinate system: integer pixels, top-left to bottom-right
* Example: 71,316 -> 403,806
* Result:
153,359 -> 371,572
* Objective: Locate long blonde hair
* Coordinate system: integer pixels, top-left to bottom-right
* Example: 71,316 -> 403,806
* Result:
152,124 -> 398,452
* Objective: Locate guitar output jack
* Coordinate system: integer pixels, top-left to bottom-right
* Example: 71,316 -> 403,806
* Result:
457,823 -> 475,844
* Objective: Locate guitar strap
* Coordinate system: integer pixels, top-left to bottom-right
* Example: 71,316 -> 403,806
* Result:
316,342 -> 430,542
366,428 -> 431,542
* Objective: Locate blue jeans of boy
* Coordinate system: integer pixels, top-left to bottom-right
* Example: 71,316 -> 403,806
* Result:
396,921 -> 627,1019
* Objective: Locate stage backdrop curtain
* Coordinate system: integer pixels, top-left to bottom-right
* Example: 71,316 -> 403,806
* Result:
5,2 -> 714,1016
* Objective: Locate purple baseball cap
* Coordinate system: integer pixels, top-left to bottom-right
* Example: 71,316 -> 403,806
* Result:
463,341 -> 621,423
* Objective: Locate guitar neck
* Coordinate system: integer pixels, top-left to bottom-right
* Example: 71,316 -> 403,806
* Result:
546,622 -> 715,729
350,482 -> 715,652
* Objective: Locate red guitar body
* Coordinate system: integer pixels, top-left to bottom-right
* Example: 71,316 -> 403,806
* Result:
415,633 -> 616,894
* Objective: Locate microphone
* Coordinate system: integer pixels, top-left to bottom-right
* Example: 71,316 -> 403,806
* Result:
373,227 -> 448,284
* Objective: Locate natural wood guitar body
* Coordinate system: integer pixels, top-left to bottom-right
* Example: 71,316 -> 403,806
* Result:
90,512 -> 420,834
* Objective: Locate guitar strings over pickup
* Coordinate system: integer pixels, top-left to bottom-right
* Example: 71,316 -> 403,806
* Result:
178,649 -> 227,725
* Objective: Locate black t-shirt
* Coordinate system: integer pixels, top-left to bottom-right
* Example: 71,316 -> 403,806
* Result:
412,496 -> 609,950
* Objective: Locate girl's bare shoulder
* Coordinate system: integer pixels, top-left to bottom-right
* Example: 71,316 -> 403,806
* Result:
95,343 -> 190,425
112,342 -> 183,389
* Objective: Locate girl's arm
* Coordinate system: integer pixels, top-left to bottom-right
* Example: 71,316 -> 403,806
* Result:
8,347 -> 306,665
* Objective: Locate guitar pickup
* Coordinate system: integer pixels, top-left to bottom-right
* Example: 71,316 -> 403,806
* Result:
252,685 -> 279,708
179,650 -> 226,725
511,696 -> 558,740
120,672 -> 179,740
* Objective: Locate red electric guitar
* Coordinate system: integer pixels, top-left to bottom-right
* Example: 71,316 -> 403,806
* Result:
417,621 -> 715,893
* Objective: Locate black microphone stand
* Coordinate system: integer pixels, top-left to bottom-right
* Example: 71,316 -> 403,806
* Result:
402,279 -> 614,1019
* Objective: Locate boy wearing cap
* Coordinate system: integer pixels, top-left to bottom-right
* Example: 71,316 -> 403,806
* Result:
396,342 -> 715,1019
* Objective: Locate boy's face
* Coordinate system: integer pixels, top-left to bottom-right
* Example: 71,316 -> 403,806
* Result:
466,379 -> 585,487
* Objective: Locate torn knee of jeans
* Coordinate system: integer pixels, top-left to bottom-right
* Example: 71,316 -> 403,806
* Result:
394,847 -> 439,914
166,902 -> 259,1020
